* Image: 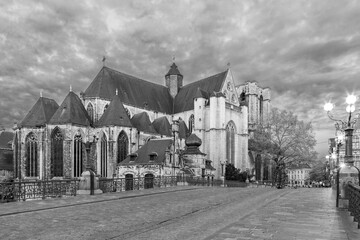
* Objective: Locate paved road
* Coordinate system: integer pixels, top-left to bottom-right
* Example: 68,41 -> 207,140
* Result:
0,186 -> 359,240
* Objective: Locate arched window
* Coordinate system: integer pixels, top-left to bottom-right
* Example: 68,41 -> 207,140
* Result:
259,95 -> 264,123
103,104 -> 109,113
117,131 -> 129,164
188,114 -> 194,133
51,127 -> 63,177
240,91 -> 246,102
86,103 -> 94,123
100,133 -> 107,177
14,133 -> 19,178
74,133 -> 83,177
26,133 -> 38,177
226,122 -> 236,165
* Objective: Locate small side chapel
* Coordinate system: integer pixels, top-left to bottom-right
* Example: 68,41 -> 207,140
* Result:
12,60 -> 269,181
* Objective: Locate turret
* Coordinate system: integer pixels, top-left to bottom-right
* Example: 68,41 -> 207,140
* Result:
165,62 -> 183,98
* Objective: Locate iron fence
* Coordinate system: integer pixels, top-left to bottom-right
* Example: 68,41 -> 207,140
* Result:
347,182 -> 360,229
0,179 -> 80,202
99,176 -> 178,193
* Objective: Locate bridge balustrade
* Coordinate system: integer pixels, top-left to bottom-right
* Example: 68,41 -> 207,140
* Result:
347,182 -> 360,229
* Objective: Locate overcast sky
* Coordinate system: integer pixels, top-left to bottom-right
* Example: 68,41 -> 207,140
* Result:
1,0 -> 360,158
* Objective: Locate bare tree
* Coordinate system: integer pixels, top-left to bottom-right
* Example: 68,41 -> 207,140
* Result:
249,108 -> 317,187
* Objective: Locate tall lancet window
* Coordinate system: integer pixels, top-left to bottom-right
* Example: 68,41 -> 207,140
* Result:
117,131 -> 129,164
100,133 -> 107,177
226,121 -> 236,165
87,103 -> 94,123
14,133 -> 19,178
26,133 -> 38,177
51,127 -> 63,177
259,95 -> 264,123
188,114 -> 194,133
73,133 -> 83,177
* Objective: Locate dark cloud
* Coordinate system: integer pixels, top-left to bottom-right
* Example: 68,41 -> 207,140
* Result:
1,0 -> 359,157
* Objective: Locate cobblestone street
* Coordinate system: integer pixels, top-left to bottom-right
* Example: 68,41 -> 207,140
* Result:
0,186 -> 359,240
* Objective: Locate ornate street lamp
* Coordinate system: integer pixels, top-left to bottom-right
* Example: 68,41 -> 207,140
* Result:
324,95 -> 360,208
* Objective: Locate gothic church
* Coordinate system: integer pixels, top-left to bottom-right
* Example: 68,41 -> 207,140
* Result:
13,62 -> 270,180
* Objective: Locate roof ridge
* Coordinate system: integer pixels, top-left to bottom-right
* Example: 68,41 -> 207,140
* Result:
104,66 -> 168,90
182,70 -> 228,89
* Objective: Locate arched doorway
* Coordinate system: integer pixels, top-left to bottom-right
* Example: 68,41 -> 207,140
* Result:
125,174 -> 133,191
144,173 -> 154,189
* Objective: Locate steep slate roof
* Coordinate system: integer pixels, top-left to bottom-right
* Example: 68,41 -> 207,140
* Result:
49,91 -> 91,126
84,67 -> 173,114
152,116 -> 172,136
178,119 -> 189,139
20,97 -> 59,128
131,112 -> 157,134
97,94 -> 132,127
0,131 -> 14,149
174,70 -> 228,113
120,139 -> 172,165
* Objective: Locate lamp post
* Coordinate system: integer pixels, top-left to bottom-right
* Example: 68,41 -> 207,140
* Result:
324,95 -> 360,208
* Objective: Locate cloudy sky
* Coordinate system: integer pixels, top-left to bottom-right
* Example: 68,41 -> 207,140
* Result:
1,0 -> 360,157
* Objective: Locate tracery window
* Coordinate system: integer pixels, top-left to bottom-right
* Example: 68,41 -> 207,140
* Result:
100,133 -> 107,177
117,131 -> 129,164
86,103 -> 94,123
74,133 -> 83,177
226,121 -> 236,165
240,91 -> 246,102
259,95 -> 264,123
26,133 -> 38,177
14,133 -> 19,178
51,127 -> 63,177
188,114 -> 194,133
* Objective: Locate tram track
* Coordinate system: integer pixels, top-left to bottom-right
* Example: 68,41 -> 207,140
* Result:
107,189 -> 290,240
0,187 -> 199,217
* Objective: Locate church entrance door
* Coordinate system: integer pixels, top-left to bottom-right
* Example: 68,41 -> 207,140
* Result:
144,173 -> 154,189
125,174 -> 133,191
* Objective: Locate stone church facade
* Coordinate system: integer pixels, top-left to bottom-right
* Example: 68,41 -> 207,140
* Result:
13,62 -> 270,180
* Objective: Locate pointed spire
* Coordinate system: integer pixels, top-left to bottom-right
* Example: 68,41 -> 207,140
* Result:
102,56 -> 106,67
40,90 -> 43,98
172,55 -> 175,63
70,85 -> 72,92
227,62 -> 231,69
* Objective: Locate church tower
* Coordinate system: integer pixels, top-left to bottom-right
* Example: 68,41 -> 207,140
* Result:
165,62 -> 183,98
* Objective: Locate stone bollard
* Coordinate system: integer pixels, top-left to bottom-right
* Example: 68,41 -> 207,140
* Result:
76,169 -> 103,195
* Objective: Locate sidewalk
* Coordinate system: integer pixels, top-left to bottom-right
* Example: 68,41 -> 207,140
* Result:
206,188 -> 360,240
0,185 -> 200,217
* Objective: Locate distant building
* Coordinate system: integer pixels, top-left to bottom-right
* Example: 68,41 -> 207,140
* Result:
0,131 -> 14,180
287,163 -> 311,186
13,61 -> 268,180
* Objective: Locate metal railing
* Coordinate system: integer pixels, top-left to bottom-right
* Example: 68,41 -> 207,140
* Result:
99,176 -> 178,193
0,179 -> 80,202
347,182 -> 360,229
